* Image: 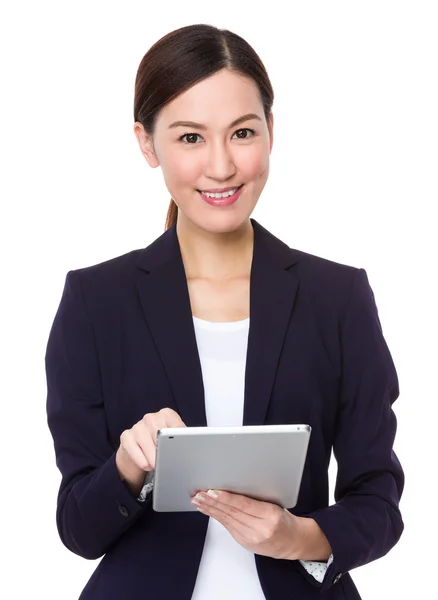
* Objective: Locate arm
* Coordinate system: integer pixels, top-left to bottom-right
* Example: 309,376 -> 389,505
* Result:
304,268 -> 404,591
297,519 -> 333,583
45,270 -> 152,560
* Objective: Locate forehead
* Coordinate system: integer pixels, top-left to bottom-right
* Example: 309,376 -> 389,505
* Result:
157,70 -> 263,127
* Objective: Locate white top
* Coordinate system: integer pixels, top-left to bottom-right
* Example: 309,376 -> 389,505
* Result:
138,315 -> 331,596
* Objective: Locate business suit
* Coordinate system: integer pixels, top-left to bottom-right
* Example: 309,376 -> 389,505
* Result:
45,218 -> 404,599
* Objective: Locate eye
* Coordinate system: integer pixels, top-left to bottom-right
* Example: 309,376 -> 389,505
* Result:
178,128 -> 255,144
232,128 -> 255,139
178,133 -> 203,144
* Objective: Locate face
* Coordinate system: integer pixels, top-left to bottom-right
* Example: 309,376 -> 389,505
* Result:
134,68 -> 273,235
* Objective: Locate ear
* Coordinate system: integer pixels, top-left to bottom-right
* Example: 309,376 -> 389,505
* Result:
133,122 -> 160,168
268,112 -> 274,153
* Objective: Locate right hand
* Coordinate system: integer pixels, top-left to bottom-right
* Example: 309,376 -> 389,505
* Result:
115,408 -> 186,494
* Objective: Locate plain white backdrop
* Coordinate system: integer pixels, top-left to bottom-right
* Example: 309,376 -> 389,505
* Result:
1,1 -> 437,598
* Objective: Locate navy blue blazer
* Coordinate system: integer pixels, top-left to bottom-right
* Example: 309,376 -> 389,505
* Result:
45,218 -> 404,599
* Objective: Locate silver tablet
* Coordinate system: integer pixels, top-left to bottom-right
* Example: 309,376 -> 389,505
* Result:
153,424 -> 311,512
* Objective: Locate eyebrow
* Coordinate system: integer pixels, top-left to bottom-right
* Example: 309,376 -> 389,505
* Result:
168,113 -> 262,130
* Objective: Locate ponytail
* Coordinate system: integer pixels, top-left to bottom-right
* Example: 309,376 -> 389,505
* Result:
165,198 -> 178,231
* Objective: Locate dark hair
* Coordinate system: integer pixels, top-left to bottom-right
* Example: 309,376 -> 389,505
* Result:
133,24 -> 274,231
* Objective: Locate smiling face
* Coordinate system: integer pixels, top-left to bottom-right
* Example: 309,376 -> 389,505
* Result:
134,68 -> 273,234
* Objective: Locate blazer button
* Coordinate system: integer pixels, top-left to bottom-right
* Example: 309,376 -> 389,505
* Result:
332,573 -> 343,584
118,505 -> 129,518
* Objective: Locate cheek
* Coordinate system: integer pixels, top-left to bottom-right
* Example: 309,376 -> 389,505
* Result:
161,151 -> 201,186
238,146 -> 270,181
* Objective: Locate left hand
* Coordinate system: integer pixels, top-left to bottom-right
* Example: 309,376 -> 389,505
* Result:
191,488 -> 303,560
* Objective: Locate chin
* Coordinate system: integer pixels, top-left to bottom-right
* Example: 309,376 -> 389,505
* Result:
191,212 -> 255,235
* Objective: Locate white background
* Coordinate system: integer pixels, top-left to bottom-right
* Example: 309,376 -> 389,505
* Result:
1,1 -> 437,598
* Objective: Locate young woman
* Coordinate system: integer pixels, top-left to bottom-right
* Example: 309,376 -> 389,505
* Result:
45,23 -> 404,600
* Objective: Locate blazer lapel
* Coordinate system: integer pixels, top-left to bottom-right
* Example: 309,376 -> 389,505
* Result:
135,218 -> 300,427
135,226 -> 207,427
243,221 -> 299,425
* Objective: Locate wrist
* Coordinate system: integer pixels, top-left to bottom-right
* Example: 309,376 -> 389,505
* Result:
290,516 -> 332,562
115,447 -> 147,496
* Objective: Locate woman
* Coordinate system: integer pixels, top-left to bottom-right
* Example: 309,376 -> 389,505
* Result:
45,23 -> 404,599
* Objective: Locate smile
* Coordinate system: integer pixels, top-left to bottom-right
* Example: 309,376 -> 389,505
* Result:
198,185 -> 243,199
198,185 -> 244,207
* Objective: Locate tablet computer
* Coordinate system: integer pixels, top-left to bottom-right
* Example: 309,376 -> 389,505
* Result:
152,424 -> 311,512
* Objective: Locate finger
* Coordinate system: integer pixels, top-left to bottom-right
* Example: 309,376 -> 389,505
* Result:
120,431 -> 151,471
192,491 -> 260,528
161,407 -> 186,428
201,489 -> 272,519
135,423 -> 158,469
149,409 -> 186,446
195,501 -> 256,537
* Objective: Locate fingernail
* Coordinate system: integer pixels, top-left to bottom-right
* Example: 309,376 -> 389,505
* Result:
206,489 -> 219,499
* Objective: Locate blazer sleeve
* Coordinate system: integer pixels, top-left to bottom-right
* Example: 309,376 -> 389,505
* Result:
45,270 -> 152,560
305,268 -> 404,592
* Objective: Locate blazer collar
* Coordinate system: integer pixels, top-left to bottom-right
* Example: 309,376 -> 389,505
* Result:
135,218 -> 300,426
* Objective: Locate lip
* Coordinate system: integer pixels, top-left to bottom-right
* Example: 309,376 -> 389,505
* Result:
198,184 -> 243,207
198,185 -> 242,193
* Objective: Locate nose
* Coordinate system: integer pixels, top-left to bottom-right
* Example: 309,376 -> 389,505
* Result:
204,140 -> 237,182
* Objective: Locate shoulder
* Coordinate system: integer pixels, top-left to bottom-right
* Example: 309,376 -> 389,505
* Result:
259,220 -> 365,315
254,220 -> 360,297
73,248 -> 143,280
293,248 -> 359,286
285,247 -> 372,336
68,227 -> 173,290
64,248 -> 144,305
295,252 -> 366,326
280,242 -> 362,307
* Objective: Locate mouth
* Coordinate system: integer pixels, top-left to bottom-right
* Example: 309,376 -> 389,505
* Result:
197,184 -> 244,207
196,184 -> 243,199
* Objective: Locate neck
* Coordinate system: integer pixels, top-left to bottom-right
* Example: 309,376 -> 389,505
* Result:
176,216 -> 254,280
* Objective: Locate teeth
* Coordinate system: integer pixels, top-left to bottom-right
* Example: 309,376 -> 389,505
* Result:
202,187 -> 239,199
